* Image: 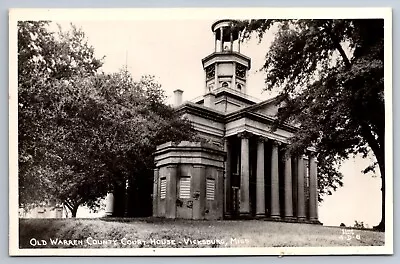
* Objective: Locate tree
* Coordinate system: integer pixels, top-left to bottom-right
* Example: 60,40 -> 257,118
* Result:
238,19 -> 385,230
18,21 -> 104,210
23,70 -> 195,217
18,22 -> 196,217
353,220 -> 366,229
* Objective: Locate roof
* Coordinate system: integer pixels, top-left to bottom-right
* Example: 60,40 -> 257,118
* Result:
176,96 -> 298,133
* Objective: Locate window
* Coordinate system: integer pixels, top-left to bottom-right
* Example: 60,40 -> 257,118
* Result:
222,82 -> 229,88
179,177 -> 191,199
160,178 -> 166,199
206,178 -> 215,200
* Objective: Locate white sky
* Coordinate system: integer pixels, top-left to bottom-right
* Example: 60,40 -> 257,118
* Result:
50,20 -> 382,227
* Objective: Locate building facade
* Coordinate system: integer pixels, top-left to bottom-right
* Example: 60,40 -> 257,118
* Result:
153,20 -> 320,223
19,201 -> 65,218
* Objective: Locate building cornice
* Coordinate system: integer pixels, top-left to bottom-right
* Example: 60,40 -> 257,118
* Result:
225,109 -> 298,133
201,52 -> 251,69
176,101 -> 298,133
176,102 -> 225,123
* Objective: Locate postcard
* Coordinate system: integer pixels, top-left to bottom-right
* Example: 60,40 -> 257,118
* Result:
9,7 -> 393,256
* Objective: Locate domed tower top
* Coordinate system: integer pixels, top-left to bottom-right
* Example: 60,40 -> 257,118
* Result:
211,19 -> 241,53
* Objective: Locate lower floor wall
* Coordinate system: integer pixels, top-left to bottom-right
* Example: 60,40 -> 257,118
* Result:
153,141 -> 226,220
153,164 -> 224,220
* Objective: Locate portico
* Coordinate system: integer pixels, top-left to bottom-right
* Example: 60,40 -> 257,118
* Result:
222,132 -> 319,223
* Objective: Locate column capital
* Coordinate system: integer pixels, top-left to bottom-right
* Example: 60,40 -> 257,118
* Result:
271,140 -> 282,147
257,136 -> 268,143
237,131 -> 252,139
310,154 -> 319,164
283,147 -> 291,155
283,149 -> 292,161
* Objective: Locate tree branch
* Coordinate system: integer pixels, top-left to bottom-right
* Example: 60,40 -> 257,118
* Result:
359,122 -> 384,176
323,21 -> 351,68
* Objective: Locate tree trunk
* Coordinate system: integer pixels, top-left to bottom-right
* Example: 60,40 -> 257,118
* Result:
360,124 -> 385,231
71,206 -> 79,218
374,156 -> 385,231
64,199 -> 80,218
370,142 -> 385,231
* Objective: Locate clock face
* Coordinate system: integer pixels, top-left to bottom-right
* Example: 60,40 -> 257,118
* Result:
236,64 -> 246,79
206,65 -> 215,79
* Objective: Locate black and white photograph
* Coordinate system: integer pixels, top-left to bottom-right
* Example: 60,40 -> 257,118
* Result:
9,8 -> 393,255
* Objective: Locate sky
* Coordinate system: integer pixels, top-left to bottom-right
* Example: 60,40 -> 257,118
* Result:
49,19 -> 382,227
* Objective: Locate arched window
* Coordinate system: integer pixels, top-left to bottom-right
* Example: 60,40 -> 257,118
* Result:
222,82 -> 229,88
237,84 -> 242,90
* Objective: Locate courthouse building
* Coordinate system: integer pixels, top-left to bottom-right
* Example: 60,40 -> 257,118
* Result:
152,20 -> 320,223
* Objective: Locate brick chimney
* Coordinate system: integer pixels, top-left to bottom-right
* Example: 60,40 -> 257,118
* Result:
173,89 -> 183,107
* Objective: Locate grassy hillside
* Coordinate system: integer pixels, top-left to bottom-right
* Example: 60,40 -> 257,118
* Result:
19,218 -> 384,248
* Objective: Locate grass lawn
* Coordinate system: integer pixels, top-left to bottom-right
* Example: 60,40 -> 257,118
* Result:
19,218 -> 385,248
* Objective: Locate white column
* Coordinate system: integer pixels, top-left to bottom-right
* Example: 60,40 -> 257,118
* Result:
105,193 -> 114,217
239,132 -> 250,216
220,27 -> 224,52
284,150 -> 294,219
309,154 -> 319,221
256,138 -> 265,217
224,138 -> 232,217
230,30 -> 233,51
152,168 -> 159,217
270,141 -> 280,218
297,155 -> 306,220
214,63 -> 218,89
214,31 -> 217,52
232,62 -> 237,90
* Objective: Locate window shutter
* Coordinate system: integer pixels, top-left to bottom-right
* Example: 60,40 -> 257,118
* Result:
206,178 -> 215,200
179,177 -> 191,199
160,178 -> 166,199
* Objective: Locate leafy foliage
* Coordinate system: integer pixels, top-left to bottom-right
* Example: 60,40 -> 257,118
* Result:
18,22 -> 196,217
238,19 -> 385,229
353,220 -> 366,229
18,21 -> 104,209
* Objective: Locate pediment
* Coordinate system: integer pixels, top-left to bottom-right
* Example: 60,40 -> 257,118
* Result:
246,97 -> 285,118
